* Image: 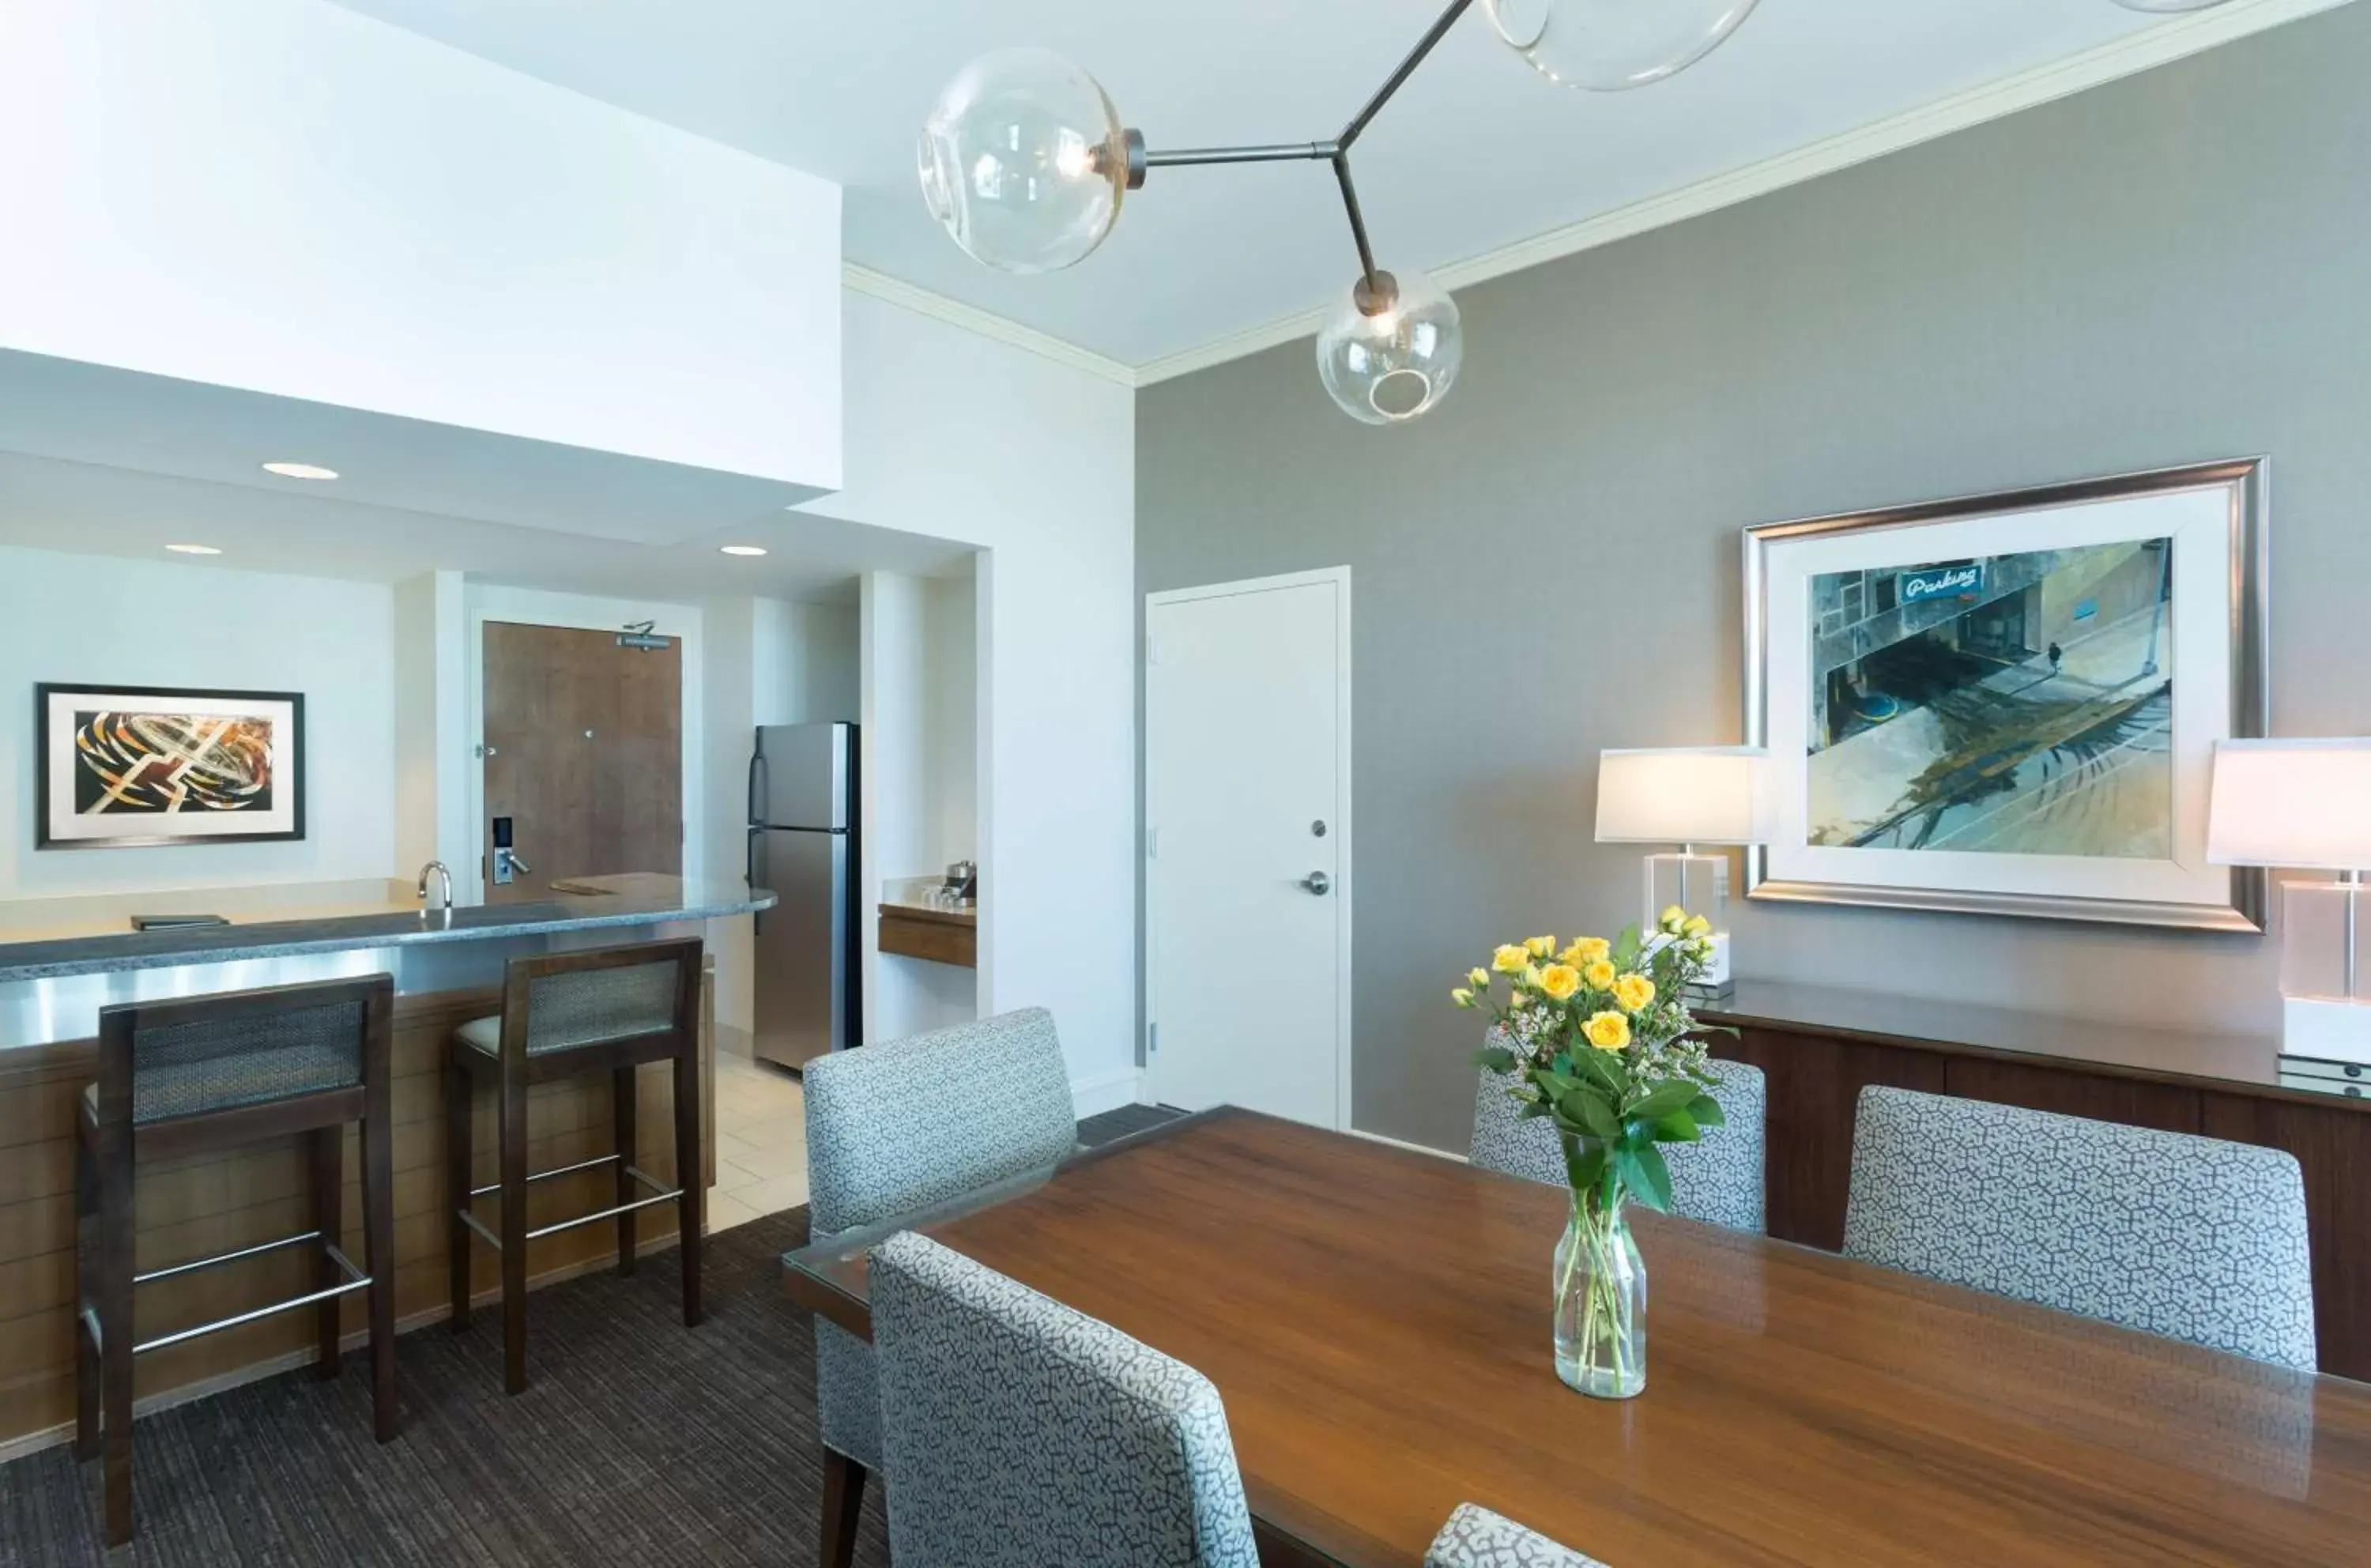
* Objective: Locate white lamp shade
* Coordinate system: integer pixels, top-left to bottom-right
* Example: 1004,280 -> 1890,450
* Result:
2205,738 -> 2371,870
1596,746 -> 1775,846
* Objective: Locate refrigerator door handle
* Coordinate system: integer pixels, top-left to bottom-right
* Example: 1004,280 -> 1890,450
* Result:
747,827 -> 766,937
747,749 -> 769,828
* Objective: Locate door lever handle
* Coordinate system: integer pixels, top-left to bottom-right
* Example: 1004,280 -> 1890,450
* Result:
1300,872 -> 1332,896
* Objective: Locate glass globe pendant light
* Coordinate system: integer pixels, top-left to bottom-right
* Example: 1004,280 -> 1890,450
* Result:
1316,269 -> 1463,425
921,0 -> 1770,424
1482,0 -> 1762,91
918,48 -> 1136,273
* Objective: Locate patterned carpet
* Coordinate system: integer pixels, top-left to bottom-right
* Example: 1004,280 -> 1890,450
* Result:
0,1104 -> 1177,1566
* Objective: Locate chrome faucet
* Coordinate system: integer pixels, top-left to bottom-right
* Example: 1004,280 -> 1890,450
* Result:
417,861 -> 454,917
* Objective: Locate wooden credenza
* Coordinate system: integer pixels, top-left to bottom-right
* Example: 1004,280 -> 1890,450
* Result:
1699,982 -> 2371,1381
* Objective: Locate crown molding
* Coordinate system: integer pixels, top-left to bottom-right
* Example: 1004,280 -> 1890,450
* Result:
1132,0 -> 2356,386
841,262 -> 1139,386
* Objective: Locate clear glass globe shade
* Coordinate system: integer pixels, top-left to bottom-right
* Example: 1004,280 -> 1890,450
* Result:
1483,0 -> 1761,92
918,48 -> 1130,274
2109,0 -> 2230,10
1315,270 -> 1462,427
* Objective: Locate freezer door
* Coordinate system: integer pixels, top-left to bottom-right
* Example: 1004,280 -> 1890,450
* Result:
753,723 -> 850,831
751,827 -> 849,1069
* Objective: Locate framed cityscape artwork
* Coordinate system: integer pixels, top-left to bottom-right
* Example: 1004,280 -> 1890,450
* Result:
1741,458 -> 2267,932
36,684 -> 307,850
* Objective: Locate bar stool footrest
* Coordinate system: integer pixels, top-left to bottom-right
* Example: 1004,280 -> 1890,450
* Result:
456,1162 -> 684,1250
106,1231 -> 372,1356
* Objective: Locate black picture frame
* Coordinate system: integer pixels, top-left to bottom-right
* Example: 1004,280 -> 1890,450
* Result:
35,683 -> 308,850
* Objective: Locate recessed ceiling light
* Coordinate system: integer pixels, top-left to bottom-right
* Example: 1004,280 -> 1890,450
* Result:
261,462 -> 340,481
719,545 -> 768,557
165,543 -> 223,556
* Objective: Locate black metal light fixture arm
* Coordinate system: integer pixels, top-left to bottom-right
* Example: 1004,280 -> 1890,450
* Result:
1123,0 -> 1480,303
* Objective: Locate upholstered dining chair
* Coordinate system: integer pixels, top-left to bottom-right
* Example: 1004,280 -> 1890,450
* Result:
869,1229 -> 1258,1568
1426,1502 -> 1611,1567
1469,1038 -> 1767,1233
802,1008 -> 1080,1568
1842,1086 -> 2317,1370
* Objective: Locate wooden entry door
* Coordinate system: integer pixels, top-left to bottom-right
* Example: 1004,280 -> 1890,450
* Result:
482,622 -> 683,903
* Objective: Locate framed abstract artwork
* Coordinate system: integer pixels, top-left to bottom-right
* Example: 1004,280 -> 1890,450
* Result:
1742,458 -> 2267,932
36,684 -> 307,850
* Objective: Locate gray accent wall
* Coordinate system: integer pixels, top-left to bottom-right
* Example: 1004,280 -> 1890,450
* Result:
1136,5 -> 2371,1152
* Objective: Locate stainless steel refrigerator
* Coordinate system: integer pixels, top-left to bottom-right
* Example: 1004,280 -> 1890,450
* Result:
746,722 -> 860,1069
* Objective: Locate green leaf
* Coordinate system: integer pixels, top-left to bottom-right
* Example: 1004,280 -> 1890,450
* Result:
1613,923 -> 1643,967
1651,1109 -> 1700,1144
1615,1140 -> 1675,1213
1626,1080 -> 1702,1124
1474,1045 -> 1518,1074
1559,1086 -> 1622,1143
1562,1136 -> 1609,1193
1565,1049 -> 1621,1095
1687,1093 -> 1726,1129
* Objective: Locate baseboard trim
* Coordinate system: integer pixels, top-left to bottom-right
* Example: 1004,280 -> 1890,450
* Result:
1070,1066 -> 1144,1118
0,1227 -> 700,1467
1344,1125 -> 1468,1163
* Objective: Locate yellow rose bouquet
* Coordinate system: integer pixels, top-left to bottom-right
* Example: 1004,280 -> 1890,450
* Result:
1451,909 -> 1731,1398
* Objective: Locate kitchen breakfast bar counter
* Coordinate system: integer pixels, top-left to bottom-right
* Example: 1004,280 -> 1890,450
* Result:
0,874 -> 772,1453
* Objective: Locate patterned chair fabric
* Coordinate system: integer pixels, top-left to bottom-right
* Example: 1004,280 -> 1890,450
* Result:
1468,1035 -> 1767,1233
455,955 -> 685,1058
106,997 -> 365,1124
1841,1086 -> 2317,1370
869,1231 -> 1257,1568
1426,1503 -> 1610,1568
803,1007 -> 1080,1468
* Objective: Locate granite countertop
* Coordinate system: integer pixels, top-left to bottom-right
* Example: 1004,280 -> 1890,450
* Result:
0,873 -> 774,984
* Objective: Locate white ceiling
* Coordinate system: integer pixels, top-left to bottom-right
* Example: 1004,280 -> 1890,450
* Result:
323,0 -> 2309,368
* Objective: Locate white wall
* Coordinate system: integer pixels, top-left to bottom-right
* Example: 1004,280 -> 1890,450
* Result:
392,569 -> 472,880
808,295 -> 1137,1110
0,546 -> 395,899
925,572 -> 979,871
0,0 -> 841,492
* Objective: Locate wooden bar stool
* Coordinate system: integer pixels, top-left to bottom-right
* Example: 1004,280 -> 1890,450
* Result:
446,938 -> 705,1394
75,974 -> 397,1547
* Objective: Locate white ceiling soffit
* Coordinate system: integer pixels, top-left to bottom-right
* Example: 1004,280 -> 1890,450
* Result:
331,0 -> 2345,385
0,448 -> 976,603
0,349 -> 827,546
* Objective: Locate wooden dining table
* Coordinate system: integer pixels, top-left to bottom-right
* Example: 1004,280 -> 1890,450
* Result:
779,1106 -> 2371,1566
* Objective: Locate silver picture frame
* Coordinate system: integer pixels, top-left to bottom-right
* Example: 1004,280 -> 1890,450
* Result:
1741,457 -> 2268,933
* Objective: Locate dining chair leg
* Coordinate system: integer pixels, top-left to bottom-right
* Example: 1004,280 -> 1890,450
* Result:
311,1124 -> 344,1380
73,1128 -> 100,1464
499,1059 -> 530,1396
819,1449 -> 867,1568
98,1125 -> 136,1547
446,1054 -> 473,1334
613,1065 -> 638,1277
672,1042 -> 703,1328
364,1061 -> 398,1444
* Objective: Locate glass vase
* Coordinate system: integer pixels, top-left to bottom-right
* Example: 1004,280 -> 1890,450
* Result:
1555,1186 -> 1646,1399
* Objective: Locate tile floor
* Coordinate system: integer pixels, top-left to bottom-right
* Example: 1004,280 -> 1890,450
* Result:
708,1047 -> 811,1232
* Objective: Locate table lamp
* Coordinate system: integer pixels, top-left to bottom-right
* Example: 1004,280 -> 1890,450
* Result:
1595,746 -> 1775,1001
2206,738 -> 2371,1080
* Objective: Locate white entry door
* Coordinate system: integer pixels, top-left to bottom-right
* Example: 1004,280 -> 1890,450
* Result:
1146,569 -> 1350,1128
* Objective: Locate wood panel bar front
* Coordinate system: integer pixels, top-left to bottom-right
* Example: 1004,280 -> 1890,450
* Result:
0,974 -> 713,1451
